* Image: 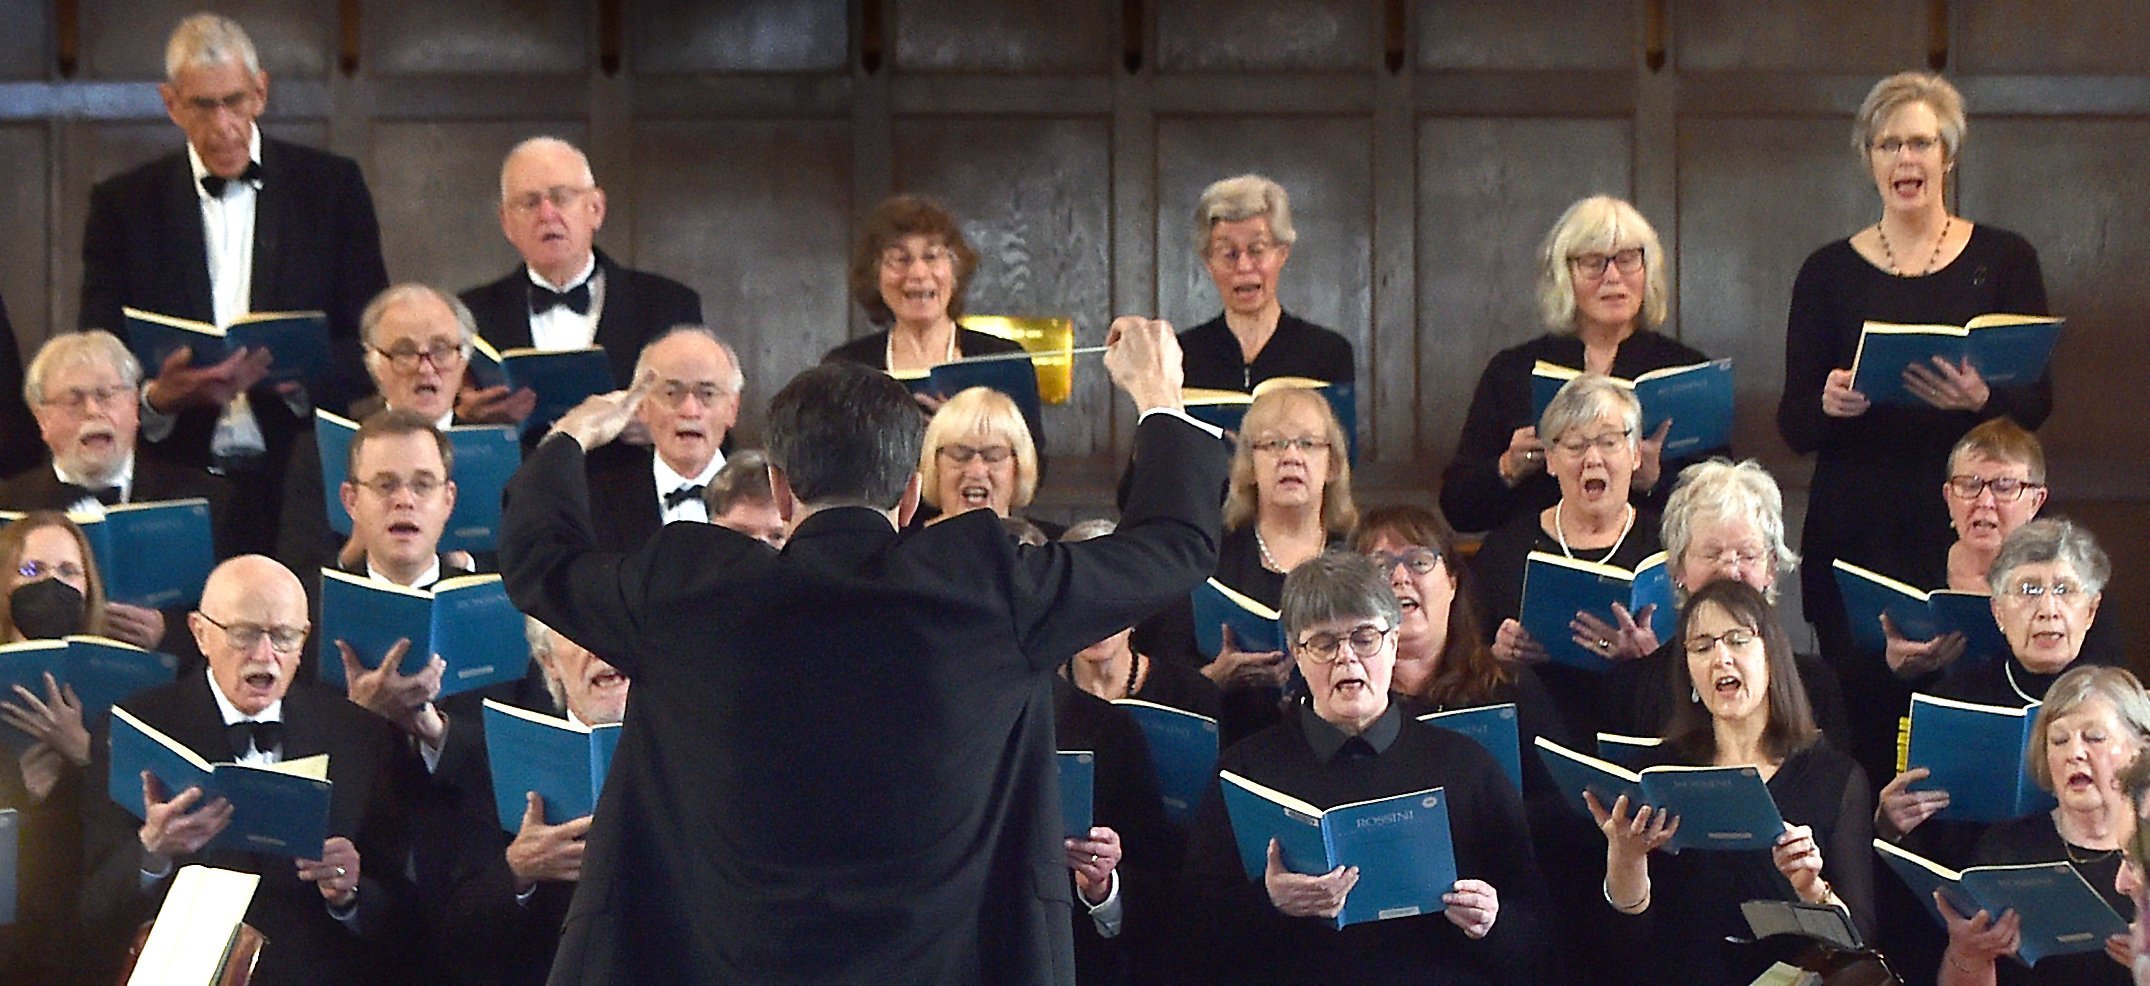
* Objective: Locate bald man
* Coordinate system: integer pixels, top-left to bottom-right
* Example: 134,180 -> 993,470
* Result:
458,137 -> 700,390
582,326 -> 743,551
78,555 -> 421,985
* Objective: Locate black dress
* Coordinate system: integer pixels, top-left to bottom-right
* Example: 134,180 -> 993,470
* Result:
1604,742 -> 1875,986
1177,311 -> 1355,394
1469,507 -> 1663,742
1970,813 -> 2132,986
1776,228 -> 2048,781
1176,703 -> 1557,985
1441,329 -> 1717,535
1054,679 -> 1174,986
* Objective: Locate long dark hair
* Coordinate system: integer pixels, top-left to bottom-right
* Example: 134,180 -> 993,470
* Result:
1348,504 -> 1509,707
1660,579 -> 1818,764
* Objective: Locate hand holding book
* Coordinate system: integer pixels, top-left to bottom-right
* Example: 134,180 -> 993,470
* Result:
335,637 -> 446,745
1875,767 -> 1950,841
1264,837 -> 1359,920
137,772 -> 235,868
506,792 -> 594,891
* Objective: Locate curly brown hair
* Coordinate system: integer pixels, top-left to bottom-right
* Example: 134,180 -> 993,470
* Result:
848,194 -> 980,326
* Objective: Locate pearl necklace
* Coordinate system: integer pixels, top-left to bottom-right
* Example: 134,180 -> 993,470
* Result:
1554,501 -> 1635,562
1875,215 -> 1952,277
1254,526 -> 1285,572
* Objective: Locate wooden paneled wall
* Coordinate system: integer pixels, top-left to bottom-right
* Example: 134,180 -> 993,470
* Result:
3,0 -> 2145,652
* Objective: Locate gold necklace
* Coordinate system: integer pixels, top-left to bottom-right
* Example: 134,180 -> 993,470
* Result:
1875,216 -> 1952,277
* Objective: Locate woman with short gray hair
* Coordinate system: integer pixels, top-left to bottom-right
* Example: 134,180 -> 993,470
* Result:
1442,195 -> 1721,535
1175,174 -> 1355,394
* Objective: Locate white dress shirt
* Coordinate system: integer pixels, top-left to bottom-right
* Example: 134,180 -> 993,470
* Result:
51,453 -> 137,515
148,126 -> 269,457
654,449 -> 724,526
525,255 -> 605,353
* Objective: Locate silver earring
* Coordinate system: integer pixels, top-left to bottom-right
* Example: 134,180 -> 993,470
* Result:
1690,685 -> 1701,704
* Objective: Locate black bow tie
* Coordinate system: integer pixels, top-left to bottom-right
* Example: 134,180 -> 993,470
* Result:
226,719 -> 285,759
529,280 -> 592,316
200,161 -> 263,197
62,482 -> 123,506
663,483 -> 706,510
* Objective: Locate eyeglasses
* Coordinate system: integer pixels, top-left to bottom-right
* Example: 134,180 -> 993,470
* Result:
506,185 -> 594,215
1569,248 -> 1645,278
349,475 -> 447,499
1368,547 -> 1442,576
1684,626 -> 1759,654
41,385 -> 134,412
196,612 -> 308,654
1998,579 -> 2090,605
1206,240 -> 1280,268
1693,545 -> 1768,569
1946,475 -> 2044,502
1551,429 -> 1633,456
1870,136 -> 1941,157
938,444 -> 1013,465
1249,436 -> 1331,456
17,560 -> 86,582
369,343 -> 466,371
1297,623 -> 1393,663
650,382 -> 732,409
178,90 -> 259,117
880,246 -> 956,272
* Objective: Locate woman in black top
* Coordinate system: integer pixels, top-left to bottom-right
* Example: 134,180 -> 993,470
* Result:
1776,72 -> 2050,726
1176,552 -> 1554,984
1059,520 -> 1222,720
1935,665 -> 2145,986
1442,195 -> 1715,534
1590,579 -> 1874,986
1474,375 -> 1661,739
1177,175 -> 1354,394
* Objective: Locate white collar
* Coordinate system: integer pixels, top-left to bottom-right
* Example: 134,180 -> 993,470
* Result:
205,667 -> 283,726
376,400 -> 454,432
653,448 -> 725,493
53,452 -> 136,499
367,554 -> 444,590
526,253 -> 598,294
186,125 -> 264,192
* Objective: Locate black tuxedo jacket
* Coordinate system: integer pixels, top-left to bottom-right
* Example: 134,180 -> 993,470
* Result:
0,295 -> 39,478
498,414 -> 1228,985
78,677 -> 420,985
459,250 -> 702,388
80,136 -> 389,462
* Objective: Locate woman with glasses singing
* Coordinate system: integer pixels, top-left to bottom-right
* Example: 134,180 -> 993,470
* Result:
1778,72 -> 2051,748
1177,175 -> 1354,394
1470,375 -> 1663,740
1588,579 -> 1874,986
1175,552 -> 1555,984
915,386 -> 1061,537
825,194 -> 1045,452
1135,388 -> 1358,744
0,512 -> 112,984
1441,195 -> 1717,535
1931,665 -> 2143,986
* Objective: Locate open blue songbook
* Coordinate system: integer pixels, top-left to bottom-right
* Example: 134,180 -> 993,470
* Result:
1519,550 -> 1674,671
1530,359 -> 1734,458
0,635 -> 178,752
1418,704 -> 1522,792
36,500 -> 216,608
317,570 -> 530,697
1851,314 -> 2062,406
1191,578 -> 1284,659
890,354 -> 1045,442
1111,699 -> 1218,826
1902,692 -> 2051,823
1058,750 -> 1095,841
1831,560 -> 2009,668
1220,772 -> 1456,929
122,307 -> 330,394
1592,732 -> 1665,771
1533,736 -> 1785,851
481,700 -> 621,829
1876,839 -> 2125,966
468,340 -> 614,435
107,706 -> 332,858
314,411 -> 521,553
1183,378 -> 1358,462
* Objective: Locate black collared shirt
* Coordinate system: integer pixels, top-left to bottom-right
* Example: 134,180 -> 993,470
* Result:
1297,699 -> 1401,764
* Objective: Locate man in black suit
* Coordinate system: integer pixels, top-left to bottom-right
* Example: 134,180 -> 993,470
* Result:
499,317 -> 1227,983
0,293 -> 40,478
456,136 -> 701,412
79,13 -> 389,556
77,555 -> 419,985
582,326 -> 742,551
0,330 -> 235,655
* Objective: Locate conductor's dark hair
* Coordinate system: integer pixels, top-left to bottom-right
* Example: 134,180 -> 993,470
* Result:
766,362 -> 921,510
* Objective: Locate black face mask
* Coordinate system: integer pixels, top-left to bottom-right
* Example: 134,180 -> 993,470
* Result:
10,577 -> 86,640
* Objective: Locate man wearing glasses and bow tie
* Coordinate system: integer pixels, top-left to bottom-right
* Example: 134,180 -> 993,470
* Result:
79,14 -> 389,559
456,136 -> 702,424
78,555 -> 422,985
582,326 -> 744,551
